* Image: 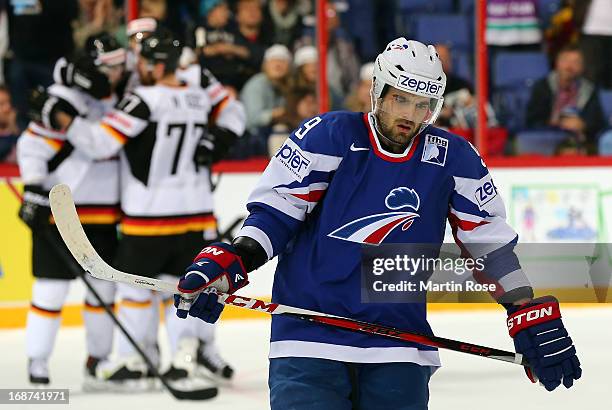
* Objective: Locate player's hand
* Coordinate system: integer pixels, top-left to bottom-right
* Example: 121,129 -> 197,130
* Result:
18,185 -> 51,230
27,86 -> 49,124
507,296 -> 581,391
193,131 -> 216,166
174,242 -> 249,322
61,55 -> 112,99
194,126 -> 237,166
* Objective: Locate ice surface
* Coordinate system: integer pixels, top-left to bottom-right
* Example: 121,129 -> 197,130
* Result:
1,307 -> 609,409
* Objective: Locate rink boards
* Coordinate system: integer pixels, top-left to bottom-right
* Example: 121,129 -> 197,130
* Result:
2,158 -> 612,328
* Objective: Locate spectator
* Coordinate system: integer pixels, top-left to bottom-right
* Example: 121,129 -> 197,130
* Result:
193,0 -> 261,92
545,0 -> 580,63
526,45 -> 605,148
0,86 -> 19,162
7,0 -> 79,130
344,62 -> 373,112
486,0 -> 542,50
73,0 -> 122,49
234,0 -> 270,70
577,0 -> 612,88
268,86 -> 318,155
296,1 -> 360,103
291,45 -> 317,89
140,0 -> 167,21
436,44 -> 497,129
240,44 -> 291,138
262,0 -> 304,48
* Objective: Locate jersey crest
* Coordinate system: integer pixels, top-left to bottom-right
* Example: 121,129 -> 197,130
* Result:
328,187 -> 420,245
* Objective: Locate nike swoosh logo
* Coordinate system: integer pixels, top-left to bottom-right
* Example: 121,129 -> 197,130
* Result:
350,143 -> 369,152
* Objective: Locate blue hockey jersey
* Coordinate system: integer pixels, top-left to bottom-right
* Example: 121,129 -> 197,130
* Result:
237,111 -> 528,366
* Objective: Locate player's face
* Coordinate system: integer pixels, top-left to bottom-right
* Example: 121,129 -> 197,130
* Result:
100,65 -> 125,89
136,56 -> 156,85
375,87 -> 434,145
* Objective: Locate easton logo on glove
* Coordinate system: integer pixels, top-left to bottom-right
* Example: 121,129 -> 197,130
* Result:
506,300 -> 561,338
178,243 -> 249,295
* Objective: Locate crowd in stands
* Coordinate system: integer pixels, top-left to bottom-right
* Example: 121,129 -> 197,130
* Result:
1,0 -> 612,162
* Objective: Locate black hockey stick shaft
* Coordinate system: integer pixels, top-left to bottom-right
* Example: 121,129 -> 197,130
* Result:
42,229 -> 218,400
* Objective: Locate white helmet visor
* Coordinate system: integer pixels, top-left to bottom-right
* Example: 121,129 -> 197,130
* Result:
373,86 -> 443,135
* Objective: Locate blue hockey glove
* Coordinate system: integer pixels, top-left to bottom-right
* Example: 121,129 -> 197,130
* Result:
507,296 -> 581,391
174,242 -> 249,323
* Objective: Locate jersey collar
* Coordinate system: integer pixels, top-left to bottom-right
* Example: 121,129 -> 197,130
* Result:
362,112 -> 420,163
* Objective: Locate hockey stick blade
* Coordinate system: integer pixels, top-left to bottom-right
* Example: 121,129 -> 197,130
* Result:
49,184 -> 217,400
50,183 -> 527,368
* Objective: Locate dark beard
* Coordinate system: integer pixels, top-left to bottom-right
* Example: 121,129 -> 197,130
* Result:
377,117 -> 415,154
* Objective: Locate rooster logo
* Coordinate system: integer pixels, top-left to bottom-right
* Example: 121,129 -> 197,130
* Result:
328,187 -> 420,244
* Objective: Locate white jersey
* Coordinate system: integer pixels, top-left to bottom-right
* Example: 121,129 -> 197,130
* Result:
125,63 -> 244,136
17,84 -> 120,225
66,82 -> 228,238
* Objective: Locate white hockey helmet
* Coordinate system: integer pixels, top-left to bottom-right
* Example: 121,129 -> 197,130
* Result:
371,38 -> 446,139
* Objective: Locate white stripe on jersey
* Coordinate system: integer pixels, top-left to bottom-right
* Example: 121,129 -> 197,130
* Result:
269,340 -> 441,367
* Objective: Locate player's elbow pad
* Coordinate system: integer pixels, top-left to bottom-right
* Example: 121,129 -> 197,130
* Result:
231,236 -> 268,272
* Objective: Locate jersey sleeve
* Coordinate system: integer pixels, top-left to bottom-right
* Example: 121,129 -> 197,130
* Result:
16,123 -> 68,184
66,92 -> 150,159
201,68 -> 246,136
201,67 -> 228,106
236,114 -> 345,260
448,141 -> 532,300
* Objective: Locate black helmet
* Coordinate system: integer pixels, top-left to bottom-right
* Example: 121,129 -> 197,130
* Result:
83,32 -> 126,69
69,33 -> 125,98
139,27 -> 182,73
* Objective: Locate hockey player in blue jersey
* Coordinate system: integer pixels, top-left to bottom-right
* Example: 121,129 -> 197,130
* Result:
174,38 -> 581,409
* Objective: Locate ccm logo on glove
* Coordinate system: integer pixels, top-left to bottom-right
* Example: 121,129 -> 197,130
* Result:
507,301 -> 561,337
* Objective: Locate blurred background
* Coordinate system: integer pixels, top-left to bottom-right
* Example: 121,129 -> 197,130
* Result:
1,0 -> 612,161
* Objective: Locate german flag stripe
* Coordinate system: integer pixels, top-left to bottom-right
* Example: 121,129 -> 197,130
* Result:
26,127 -> 65,151
84,302 -> 116,314
101,123 -> 128,145
30,304 -> 62,318
121,214 -> 217,236
120,299 -> 153,309
50,205 -> 121,225
43,138 -> 65,151
210,96 -> 230,122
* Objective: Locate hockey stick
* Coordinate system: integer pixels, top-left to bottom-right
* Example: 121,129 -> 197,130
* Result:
42,203 -> 217,400
49,183 -> 528,368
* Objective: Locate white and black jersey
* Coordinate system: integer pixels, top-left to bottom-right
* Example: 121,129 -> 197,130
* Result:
17,84 -> 121,225
67,82 -> 233,238
126,63 -> 245,136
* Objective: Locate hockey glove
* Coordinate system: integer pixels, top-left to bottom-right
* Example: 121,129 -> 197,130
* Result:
62,55 -> 112,99
175,242 -> 249,322
507,296 -> 581,391
194,126 -> 238,166
27,86 -> 49,125
18,185 -> 51,230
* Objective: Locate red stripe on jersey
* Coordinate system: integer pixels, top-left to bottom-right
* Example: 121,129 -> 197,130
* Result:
363,215 -> 413,244
448,212 -> 490,232
289,189 -> 326,203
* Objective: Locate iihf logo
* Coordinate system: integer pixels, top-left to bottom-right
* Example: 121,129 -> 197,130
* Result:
421,134 -> 448,166
328,187 -> 420,245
